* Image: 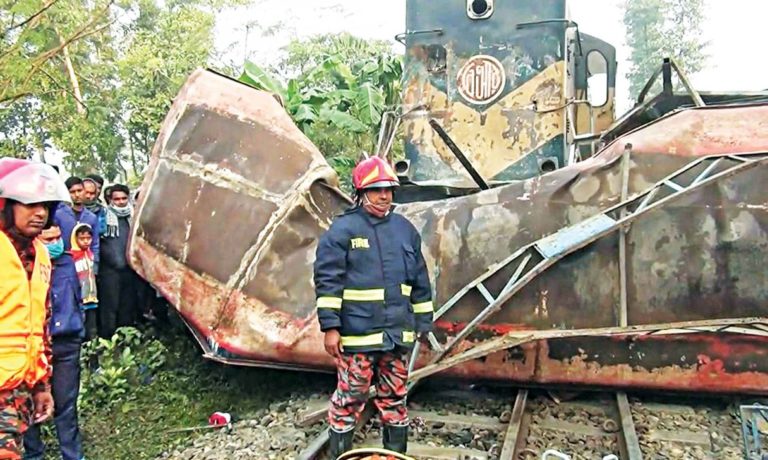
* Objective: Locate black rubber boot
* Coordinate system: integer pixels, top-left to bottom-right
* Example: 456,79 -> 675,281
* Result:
328,428 -> 355,459
383,424 -> 408,454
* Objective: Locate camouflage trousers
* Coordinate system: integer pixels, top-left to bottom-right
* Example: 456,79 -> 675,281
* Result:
0,387 -> 32,459
329,349 -> 409,432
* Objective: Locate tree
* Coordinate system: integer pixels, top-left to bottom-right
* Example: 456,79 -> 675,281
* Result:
0,0 -> 122,171
0,0 -> 116,106
0,100 -> 48,159
238,34 -> 403,190
277,33 -> 393,80
623,0 -> 708,101
0,0 -> 237,181
116,1 -> 217,179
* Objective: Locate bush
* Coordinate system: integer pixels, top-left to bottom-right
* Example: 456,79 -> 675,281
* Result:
79,327 -> 167,411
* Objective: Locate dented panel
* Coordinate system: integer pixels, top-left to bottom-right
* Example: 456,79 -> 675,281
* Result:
129,69 -> 768,394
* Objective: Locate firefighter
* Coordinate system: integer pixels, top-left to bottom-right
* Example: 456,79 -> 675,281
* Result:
0,158 -> 71,459
314,156 -> 434,458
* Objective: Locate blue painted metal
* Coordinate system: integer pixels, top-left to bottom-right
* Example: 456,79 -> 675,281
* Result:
535,214 -> 616,259
741,404 -> 768,459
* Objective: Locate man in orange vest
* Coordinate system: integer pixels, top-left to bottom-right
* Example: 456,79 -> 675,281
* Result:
0,158 -> 71,459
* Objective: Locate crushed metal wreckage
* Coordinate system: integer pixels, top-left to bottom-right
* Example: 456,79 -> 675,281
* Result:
128,69 -> 768,395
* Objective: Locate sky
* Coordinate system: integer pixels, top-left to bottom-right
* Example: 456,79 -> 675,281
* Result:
214,0 -> 768,115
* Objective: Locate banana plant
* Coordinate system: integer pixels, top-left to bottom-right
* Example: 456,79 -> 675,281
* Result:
238,54 -> 401,139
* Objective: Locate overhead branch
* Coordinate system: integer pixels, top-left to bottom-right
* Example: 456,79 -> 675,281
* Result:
38,67 -> 89,113
0,92 -> 34,105
56,28 -> 86,115
2,0 -> 60,37
0,89 -> 58,105
1,7 -> 115,104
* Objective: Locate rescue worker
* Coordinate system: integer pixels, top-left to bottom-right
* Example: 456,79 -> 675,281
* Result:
0,158 -> 70,459
23,176 -> 94,460
314,156 -> 434,458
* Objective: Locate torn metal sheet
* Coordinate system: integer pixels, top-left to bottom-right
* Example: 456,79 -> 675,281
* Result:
129,70 -> 768,394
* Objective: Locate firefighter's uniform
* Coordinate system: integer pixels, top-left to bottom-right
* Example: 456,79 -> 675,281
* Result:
314,156 -> 433,458
315,206 -> 433,351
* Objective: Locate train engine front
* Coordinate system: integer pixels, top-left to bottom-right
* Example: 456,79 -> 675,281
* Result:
397,0 -> 617,202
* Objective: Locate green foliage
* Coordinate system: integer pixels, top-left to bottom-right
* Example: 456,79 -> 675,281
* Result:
117,2 -> 217,179
0,100 -> 48,159
623,0 -> 708,101
79,327 -> 167,411
278,32 -> 393,79
0,0 -> 231,181
76,320 -> 335,459
2,7 -> 404,187
237,34 -> 404,184
327,155 -> 356,192
241,60 -> 286,98
0,0 -> 125,175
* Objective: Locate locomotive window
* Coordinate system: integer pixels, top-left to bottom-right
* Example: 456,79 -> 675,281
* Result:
586,50 -> 608,107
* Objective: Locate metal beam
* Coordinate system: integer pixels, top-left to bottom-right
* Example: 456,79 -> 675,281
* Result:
669,59 -> 705,107
499,390 -> 528,460
424,152 -> 768,364
616,392 -> 643,460
619,144 -> 631,327
409,317 -> 768,383
662,58 -> 673,96
428,119 -> 490,190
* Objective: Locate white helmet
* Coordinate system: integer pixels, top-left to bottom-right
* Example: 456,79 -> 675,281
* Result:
0,158 -> 71,205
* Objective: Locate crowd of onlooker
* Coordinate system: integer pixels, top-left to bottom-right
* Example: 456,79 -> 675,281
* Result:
3,160 -> 165,460
0,156 -> 178,459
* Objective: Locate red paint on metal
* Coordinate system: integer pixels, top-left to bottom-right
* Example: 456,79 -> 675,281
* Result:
129,71 -> 768,395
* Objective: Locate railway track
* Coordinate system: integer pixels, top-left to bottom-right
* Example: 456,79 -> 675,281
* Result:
297,386 -> 748,459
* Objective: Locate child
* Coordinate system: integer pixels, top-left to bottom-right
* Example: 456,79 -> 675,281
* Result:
71,223 -> 98,340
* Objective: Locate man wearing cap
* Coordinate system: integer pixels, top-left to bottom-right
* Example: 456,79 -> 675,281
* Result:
314,156 -> 434,457
0,158 -> 69,459
81,176 -> 107,237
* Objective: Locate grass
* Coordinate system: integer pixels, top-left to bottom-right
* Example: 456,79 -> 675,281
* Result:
39,320 -> 334,460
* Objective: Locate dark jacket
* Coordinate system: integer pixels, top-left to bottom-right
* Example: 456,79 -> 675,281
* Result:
86,203 -> 108,237
100,214 -> 131,271
314,206 -> 433,353
50,257 -> 84,338
50,205 -> 92,338
53,204 -> 100,268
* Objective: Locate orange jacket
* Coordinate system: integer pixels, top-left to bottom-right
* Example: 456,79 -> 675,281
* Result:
0,232 -> 51,391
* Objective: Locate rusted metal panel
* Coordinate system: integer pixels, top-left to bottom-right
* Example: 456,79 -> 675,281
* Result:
129,70 -> 768,394
402,0 -> 571,182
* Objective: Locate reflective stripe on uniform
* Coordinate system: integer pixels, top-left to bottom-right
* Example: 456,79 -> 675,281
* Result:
402,331 -> 415,343
343,289 -> 385,301
341,332 -> 384,347
412,300 -> 434,314
316,296 -> 342,309
400,284 -> 412,296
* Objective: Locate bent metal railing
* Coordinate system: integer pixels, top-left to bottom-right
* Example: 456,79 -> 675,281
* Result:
299,149 -> 768,459
407,149 -> 768,380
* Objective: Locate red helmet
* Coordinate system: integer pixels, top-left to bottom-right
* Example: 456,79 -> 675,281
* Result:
0,158 -> 71,205
352,157 -> 400,191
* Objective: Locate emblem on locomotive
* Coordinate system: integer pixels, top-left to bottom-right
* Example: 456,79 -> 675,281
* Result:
456,55 -> 506,104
